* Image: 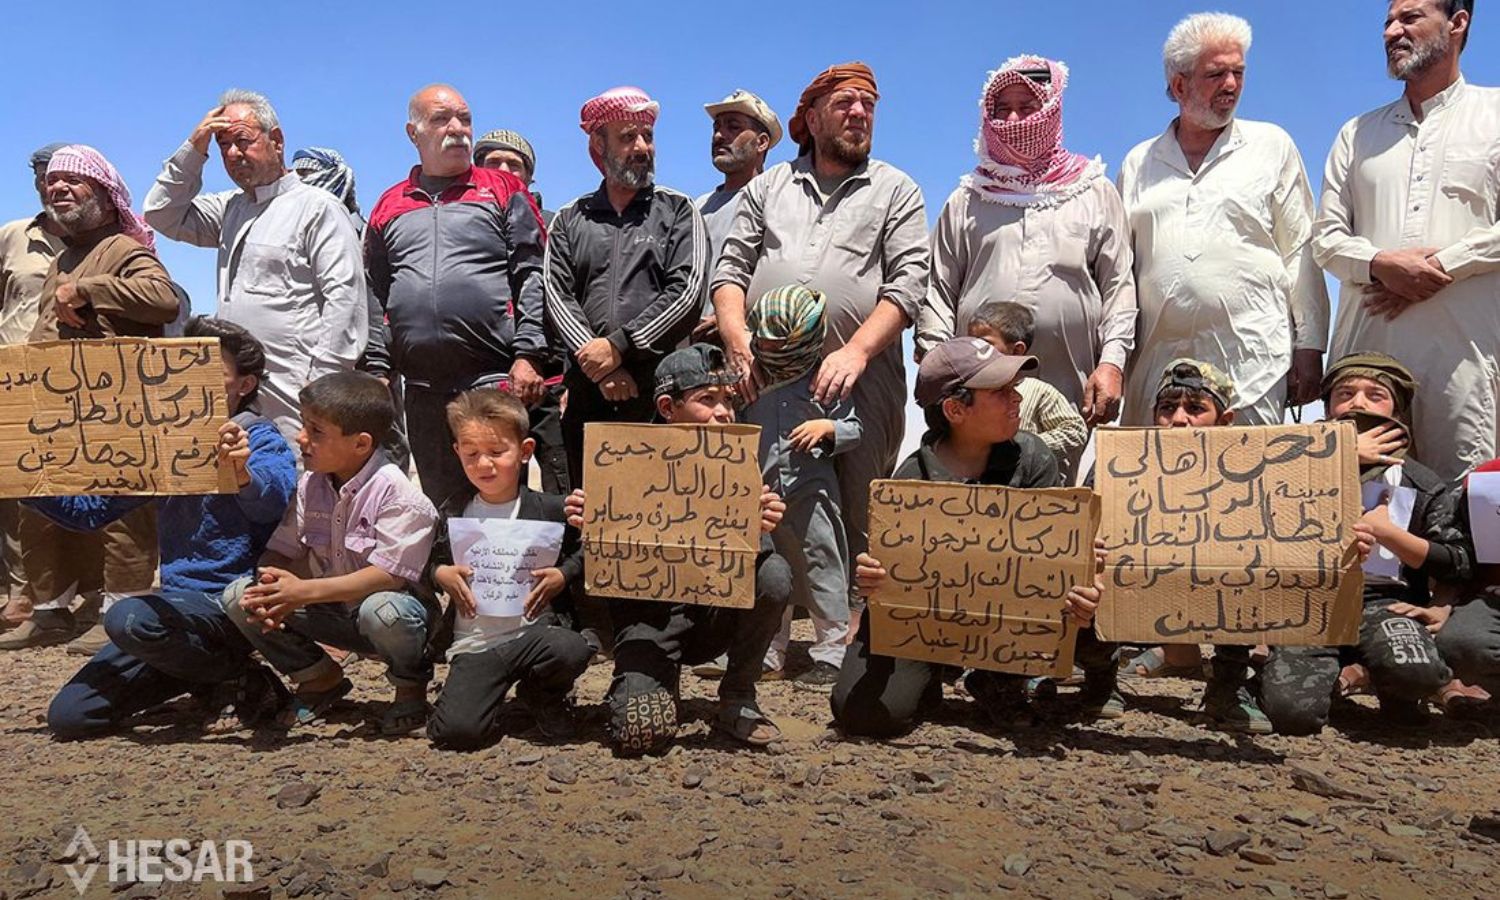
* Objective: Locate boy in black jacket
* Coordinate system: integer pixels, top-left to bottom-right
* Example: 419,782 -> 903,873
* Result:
831,337 -> 1106,737
425,390 -> 592,751
1260,352 -> 1471,733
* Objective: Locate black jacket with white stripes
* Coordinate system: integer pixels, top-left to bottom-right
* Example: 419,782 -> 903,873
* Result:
543,182 -> 707,386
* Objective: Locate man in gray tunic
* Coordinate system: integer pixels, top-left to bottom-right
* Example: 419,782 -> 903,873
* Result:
713,61 -> 930,575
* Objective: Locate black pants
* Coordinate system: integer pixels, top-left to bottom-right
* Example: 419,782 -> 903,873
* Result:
606,541 -> 791,726
427,623 -> 592,751
406,379 -> 572,508
831,615 -> 1118,738
1259,594 -> 1452,735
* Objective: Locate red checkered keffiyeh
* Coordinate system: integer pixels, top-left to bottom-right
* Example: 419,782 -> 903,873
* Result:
46,144 -> 155,250
579,87 -> 660,174
961,56 -> 1103,208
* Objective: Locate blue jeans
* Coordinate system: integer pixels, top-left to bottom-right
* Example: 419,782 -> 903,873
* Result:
220,577 -> 434,687
48,592 -> 251,740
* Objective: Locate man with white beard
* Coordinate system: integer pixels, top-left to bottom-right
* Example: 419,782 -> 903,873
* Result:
365,84 -> 549,505
1118,12 -> 1329,429
1314,0 -> 1498,480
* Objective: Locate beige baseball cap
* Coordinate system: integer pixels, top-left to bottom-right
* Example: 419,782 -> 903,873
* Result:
704,89 -> 783,150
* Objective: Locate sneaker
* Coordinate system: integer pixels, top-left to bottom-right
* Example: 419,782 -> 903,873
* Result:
964,671 -> 1031,728
611,687 -> 678,756
517,684 -> 577,742
1202,680 -> 1272,734
0,609 -> 76,650
759,664 -> 788,682
791,660 -> 840,692
66,623 -> 110,657
692,654 -> 729,679
1079,675 -> 1125,720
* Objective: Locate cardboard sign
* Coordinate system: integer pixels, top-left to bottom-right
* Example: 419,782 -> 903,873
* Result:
0,338 -> 234,497
582,423 -> 761,608
1095,423 -> 1363,646
1465,471 -> 1500,564
866,480 -> 1100,677
448,518 -> 565,618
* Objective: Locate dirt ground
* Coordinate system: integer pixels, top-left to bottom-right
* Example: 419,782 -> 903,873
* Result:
1,629 -> 1497,899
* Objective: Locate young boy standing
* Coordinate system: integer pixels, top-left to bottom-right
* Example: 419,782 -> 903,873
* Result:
567,344 -> 791,755
966,300 -> 1088,480
222,372 -> 440,735
46,317 -> 298,737
1260,352 -> 1465,733
739,285 -> 859,688
832,337 -> 1109,737
425,390 -> 592,751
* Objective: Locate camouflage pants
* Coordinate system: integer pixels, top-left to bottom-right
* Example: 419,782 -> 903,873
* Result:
1435,591 -> 1500,695
1260,597 -> 1451,735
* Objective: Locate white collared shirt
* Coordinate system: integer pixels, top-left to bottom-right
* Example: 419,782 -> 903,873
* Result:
1117,117 -> 1329,426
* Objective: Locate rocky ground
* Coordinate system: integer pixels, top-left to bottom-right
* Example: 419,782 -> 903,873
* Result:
1,631 -> 1497,899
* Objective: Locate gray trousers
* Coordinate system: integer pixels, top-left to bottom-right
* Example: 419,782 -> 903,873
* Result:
1260,595 -> 1452,735
1435,592 -> 1500,695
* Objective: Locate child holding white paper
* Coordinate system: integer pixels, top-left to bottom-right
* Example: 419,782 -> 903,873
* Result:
1429,459 -> 1500,715
425,390 -> 591,751
1259,352 -> 1470,734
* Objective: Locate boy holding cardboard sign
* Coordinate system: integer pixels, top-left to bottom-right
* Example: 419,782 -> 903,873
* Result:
1259,353 -> 1467,733
566,344 -> 792,755
424,390 -> 592,750
833,337 -> 1109,737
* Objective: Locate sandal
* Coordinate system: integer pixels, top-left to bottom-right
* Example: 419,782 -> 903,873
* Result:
1122,647 -> 1204,680
714,703 -> 783,747
1436,679 -> 1492,717
381,696 -> 430,735
277,677 -> 353,728
1337,663 -> 1371,698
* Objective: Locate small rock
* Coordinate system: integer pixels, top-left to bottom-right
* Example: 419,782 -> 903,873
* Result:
275,782 -> 322,809
1281,809 -> 1321,828
1126,774 -> 1163,795
1116,812 -> 1149,834
411,867 -> 449,889
1382,822 -> 1426,838
1287,765 -> 1377,803
1238,847 -> 1277,865
1323,883 -> 1349,899
1467,815 -> 1500,843
220,881 -> 273,900
1262,880 -> 1295,898
681,766 -> 705,789
547,763 -> 579,785
642,862 -> 685,881
1373,846 -> 1412,864
1206,831 -> 1252,857
362,855 -> 391,878
1002,854 -> 1031,877
512,750 -> 545,766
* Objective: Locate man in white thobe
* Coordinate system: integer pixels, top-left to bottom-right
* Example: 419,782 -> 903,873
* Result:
1120,12 -> 1329,427
1315,0 -> 1498,480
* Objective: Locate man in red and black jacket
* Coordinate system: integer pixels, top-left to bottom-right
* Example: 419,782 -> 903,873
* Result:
365,83 -> 551,505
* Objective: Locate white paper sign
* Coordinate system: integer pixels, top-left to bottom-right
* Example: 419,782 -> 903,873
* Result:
448,518 -> 565,618
1466,472 -> 1500,564
1361,479 -> 1416,581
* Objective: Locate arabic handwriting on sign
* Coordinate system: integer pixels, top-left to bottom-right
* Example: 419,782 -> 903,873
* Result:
1097,424 -> 1358,646
583,424 -> 761,608
867,479 -> 1096,676
3,338 -> 226,498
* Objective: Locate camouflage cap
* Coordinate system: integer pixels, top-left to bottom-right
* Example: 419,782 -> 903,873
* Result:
1156,358 -> 1237,411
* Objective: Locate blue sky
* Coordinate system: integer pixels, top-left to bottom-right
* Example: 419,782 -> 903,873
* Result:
2,0 -> 1494,448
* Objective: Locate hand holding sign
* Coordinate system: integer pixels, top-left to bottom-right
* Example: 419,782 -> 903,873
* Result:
448,518 -> 564,619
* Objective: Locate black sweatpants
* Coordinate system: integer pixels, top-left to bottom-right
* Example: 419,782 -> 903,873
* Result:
427,623 -> 592,751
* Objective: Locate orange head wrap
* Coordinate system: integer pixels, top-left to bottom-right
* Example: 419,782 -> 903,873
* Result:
787,61 -> 879,149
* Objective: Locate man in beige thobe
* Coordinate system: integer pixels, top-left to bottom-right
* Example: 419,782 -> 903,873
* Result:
1315,0 -> 1498,479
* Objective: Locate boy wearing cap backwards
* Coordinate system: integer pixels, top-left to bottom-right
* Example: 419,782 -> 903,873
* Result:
832,337 -> 1108,736
740,284 -> 859,687
1259,352 -> 1469,734
566,344 -> 792,754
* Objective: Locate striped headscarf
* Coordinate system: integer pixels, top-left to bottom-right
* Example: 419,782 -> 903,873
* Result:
748,285 -> 827,391
292,147 -> 358,214
46,145 -> 154,250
